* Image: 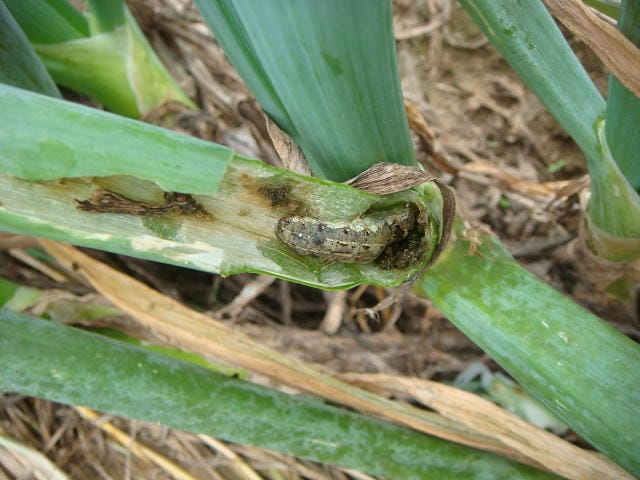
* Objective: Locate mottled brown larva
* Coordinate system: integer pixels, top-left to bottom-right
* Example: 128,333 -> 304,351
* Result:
276,204 -> 418,263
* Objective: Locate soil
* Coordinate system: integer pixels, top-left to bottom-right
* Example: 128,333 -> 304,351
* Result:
1,1 -> 637,478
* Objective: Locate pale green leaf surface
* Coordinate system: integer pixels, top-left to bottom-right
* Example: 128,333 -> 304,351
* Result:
34,8 -> 194,118
35,29 -> 141,117
3,284 -> 41,312
195,0 -> 415,181
588,120 -> 640,249
0,310 -> 553,480
0,84 -> 228,193
0,1 -> 61,98
0,84 -> 437,288
0,164 -> 430,289
123,7 -> 196,113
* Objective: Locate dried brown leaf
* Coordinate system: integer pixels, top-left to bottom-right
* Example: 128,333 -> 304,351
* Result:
265,116 -> 312,177
404,100 -> 460,174
544,0 -> 640,98
75,407 -> 198,480
340,373 -> 632,480
0,233 -> 40,250
344,162 -> 431,195
461,160 -> 575,198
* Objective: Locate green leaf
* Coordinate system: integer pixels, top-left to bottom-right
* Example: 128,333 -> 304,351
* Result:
3,0 -> 89,44
0,85 -> 437,289
605,0 -> 640,190
0,310 -> 554,480
606,80 -> 640,190
0,1 -> 61,97
459,0 -> 605,165
583,0 -> 620,20
497,196 -> 511,209
2,284 -> 41,312
0,84 -> 229,193
458,0 -> 640,257
93,327 -> 241,376
0,167 -> 434,289
194,0 -> 415,181
546,160 -> 566,174
34,7 -> 194,117
0,274 -> 241,375
0,277 -> 19,307
6,0 -> 193,117
86,0 -> 125,33
192,0 -> 295,135
586,120 -> 640,259
416,233 -> 640,476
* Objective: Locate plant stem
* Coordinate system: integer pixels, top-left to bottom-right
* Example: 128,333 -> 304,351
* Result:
460,0 -> 640,259
605,0 -> 640,190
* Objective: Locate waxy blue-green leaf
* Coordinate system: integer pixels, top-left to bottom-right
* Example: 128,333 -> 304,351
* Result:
415,233 -> 640,476
0,84 -> 228,193
194,0 -> 415,181
0,310 -> 554,480
459,0 -> 640,257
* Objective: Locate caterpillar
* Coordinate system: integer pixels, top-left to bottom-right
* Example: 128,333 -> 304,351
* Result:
276,204 -> 419,264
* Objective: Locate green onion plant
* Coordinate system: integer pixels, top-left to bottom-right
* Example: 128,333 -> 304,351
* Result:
1,0 -> 639,477
3,0 -> 193,117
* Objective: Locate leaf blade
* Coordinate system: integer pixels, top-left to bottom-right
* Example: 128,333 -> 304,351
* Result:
0,84 -> 228,193
0,1 -> 61,97
3,0 -> 88,43
0,84 -> 439,288
0,309 -> 554,480
195,0 -> 415,181
416,234 -> 640,476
